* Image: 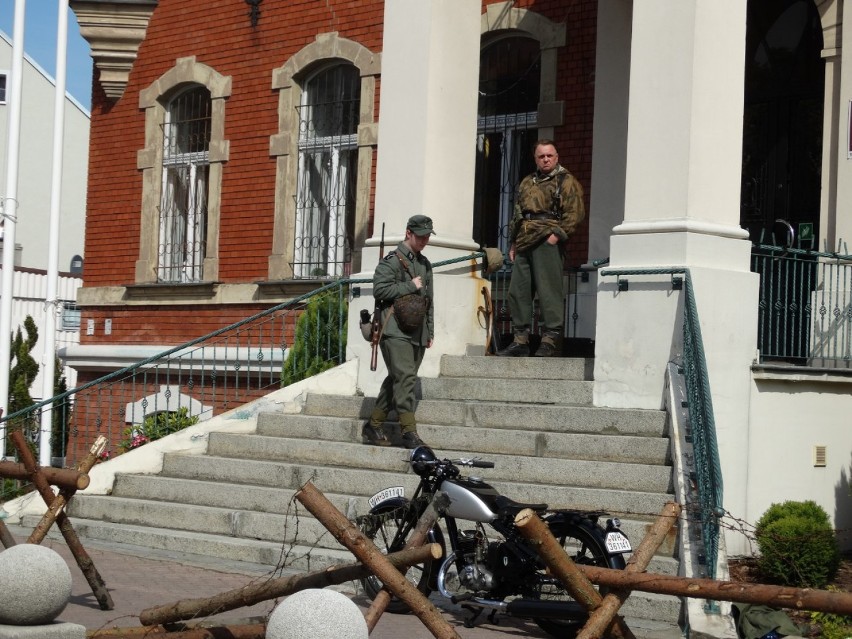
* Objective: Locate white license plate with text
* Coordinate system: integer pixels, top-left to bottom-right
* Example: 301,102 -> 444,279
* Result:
605,531 -> 632,553
369,486 -> 405,508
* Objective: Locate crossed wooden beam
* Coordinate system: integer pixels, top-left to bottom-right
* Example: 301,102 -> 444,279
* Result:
0,430 -> 114,610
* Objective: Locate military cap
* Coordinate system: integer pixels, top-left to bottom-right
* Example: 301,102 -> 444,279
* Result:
407,215 -> 435,236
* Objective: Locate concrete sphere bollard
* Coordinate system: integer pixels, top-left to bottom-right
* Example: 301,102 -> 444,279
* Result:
266,588 -> 368,639
0,544 -> 73,625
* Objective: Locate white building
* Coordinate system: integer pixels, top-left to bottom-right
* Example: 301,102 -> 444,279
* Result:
0,30 -> 88,397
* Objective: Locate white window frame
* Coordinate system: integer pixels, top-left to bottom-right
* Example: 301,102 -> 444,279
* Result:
158,91 -> 210,284
294,66 -> 359,279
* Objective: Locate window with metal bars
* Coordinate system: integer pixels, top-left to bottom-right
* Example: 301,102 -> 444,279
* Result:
0,74 -> 6,104
293,64 -> 359,279
474,36 -> 540,253
158,86 -> 211,283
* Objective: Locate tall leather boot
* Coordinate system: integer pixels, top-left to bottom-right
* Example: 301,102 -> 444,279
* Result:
362,408 -> 391,446
534,330 -> 560,357
398,412 -> 425,449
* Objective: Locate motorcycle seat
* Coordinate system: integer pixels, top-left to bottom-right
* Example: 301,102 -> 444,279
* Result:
492,495 -> 548,517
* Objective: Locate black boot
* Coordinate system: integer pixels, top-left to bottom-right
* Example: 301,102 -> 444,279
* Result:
534,331 -> 560,357
497,331 -> 530,357
362,420 -> 392,446
401,431 -> 426,449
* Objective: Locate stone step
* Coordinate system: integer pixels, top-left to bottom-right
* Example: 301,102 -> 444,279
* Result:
299,395 -> 667,438
255,413 -> 671,465
156,454 -> 674,526
203,436 -> 672,493
413,399 -> 667,436
65,491 -> 679,575
438,354 -> 593,381
103,473 -> 679,559
420,376 -> 594,404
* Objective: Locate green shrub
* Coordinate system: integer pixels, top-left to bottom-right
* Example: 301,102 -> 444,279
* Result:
755,500 -> 840,588
281,290 -> 348,386
118,407 -> 199,453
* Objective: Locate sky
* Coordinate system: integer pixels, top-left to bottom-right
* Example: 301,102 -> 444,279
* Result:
0,1 -> 93,109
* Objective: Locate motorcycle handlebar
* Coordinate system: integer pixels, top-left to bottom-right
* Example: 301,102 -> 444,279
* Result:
471,460 -> 495,468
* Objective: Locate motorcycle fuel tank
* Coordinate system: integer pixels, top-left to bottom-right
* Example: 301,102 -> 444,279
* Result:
442,478 -> 498,522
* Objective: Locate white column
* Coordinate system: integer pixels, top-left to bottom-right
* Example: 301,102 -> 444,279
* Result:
348,0 -> 486,396
593,0 -> 758,555
831,3 -> 852,245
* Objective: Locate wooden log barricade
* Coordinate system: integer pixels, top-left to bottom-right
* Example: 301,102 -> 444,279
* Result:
514,508 -> 637,639
0,519 -> 16,549
0,461 -> 90,490
577,501 -> 681,639
295,481 -> 463,639
575,564 -> 852,616
364,492 -> 450,631
138,543 -> 442,627
518,499 -> 852,637
88,624 -> 266,639
9,431 -> 114,610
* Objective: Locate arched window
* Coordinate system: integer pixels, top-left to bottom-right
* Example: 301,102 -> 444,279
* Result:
294,65 -> 360,278
475,35 -> 541,251
159,86 -> 211,283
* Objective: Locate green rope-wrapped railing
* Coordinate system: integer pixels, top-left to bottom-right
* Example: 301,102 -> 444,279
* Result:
600,266 -> 723,585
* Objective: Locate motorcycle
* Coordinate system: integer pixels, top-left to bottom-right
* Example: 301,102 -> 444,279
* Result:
358,445 -> 632,638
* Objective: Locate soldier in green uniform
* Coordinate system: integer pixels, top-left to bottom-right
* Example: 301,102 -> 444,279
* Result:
498,140 -> 585,357
362,215 -> 435,448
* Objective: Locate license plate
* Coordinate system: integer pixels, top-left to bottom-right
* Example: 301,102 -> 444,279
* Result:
368,486 -> 405,508
605,531 -> 632,553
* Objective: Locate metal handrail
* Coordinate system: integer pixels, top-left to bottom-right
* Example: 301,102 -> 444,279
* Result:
599,266 -> 723,581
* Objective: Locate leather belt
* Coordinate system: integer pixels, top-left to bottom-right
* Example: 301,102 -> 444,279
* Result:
522,211 -> 558,221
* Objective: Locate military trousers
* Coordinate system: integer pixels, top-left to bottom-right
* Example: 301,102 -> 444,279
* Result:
374,336 -> 426,431
507,241 -> 564,332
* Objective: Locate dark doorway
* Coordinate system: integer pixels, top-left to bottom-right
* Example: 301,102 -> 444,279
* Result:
742,0 -> 824,248
474,35 -> 540,253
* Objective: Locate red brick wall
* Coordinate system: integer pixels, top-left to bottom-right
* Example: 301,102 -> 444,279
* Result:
84,0 -> 596,288
85,0 -> 387,289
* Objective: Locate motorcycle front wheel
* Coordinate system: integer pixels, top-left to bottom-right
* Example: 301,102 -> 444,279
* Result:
532,519 -> 626,638
358,498 -> 445,614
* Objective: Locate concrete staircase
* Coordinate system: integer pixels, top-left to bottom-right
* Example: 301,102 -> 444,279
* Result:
33,354 -> 683,629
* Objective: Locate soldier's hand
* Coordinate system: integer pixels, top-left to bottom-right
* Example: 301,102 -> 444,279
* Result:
546,233 -> 560,245
412,276 -> 423,290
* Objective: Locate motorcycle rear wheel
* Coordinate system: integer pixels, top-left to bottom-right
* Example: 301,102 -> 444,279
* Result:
532,520 -> 626,638
359,498 -> 444,614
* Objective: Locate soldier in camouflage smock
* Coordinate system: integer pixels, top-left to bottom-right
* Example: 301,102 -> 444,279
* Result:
498,140 -> 585,357
362,215 -> 435,449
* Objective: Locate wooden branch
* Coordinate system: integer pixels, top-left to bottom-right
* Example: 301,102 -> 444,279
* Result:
10,431 -> 114,610
139,543 -> 441,627
0,519 -> 17,548
28,436 -> 104,545
0,461 -> 90,491
295,481 -> 462,639
577,501 -> 681,639
576,563 -> 852,616
365,492 -> 450,631
88,624 -> 265,639
514,508 -> 636,639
